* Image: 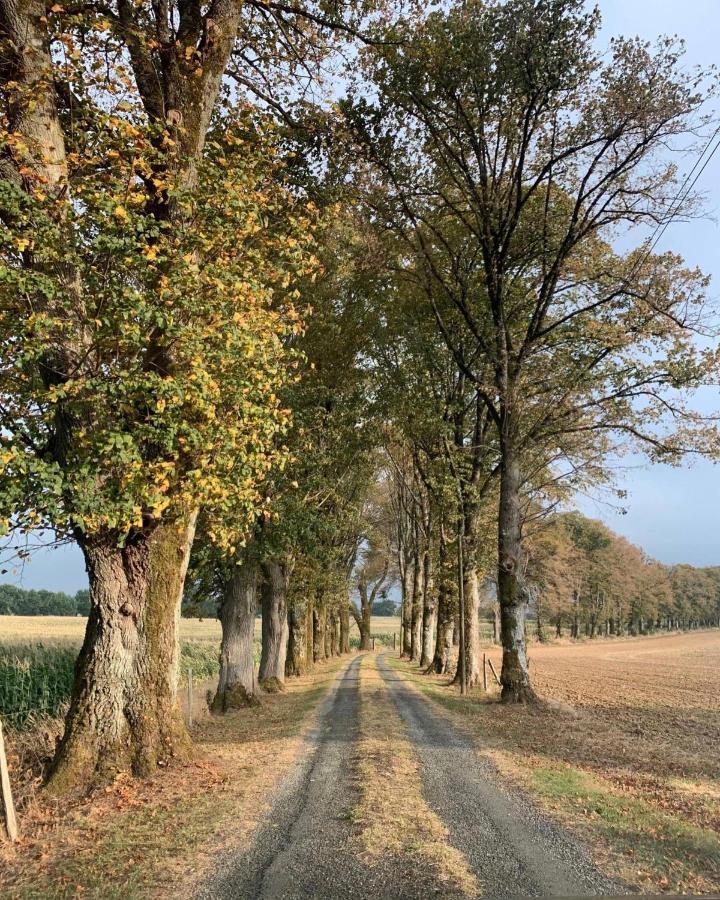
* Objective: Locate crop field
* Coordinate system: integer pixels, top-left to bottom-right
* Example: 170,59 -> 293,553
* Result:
0,612 -> 404,645
0,614 -> 404,728
0,616 -> 222,728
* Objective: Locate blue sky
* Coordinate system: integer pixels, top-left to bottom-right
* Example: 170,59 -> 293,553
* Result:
575,0 -> 720,566
1,0 -> 719,594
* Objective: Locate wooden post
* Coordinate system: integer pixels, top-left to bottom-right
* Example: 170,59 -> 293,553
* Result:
187,668 -> 193,728
0,719 -> 18,842
483,653 -> 487,691
393,632 -> 396,651
487,658 -> 502,687
372,636 -> 375,651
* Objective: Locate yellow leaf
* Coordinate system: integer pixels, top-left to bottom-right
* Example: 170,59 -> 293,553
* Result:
114,205 -> 129,220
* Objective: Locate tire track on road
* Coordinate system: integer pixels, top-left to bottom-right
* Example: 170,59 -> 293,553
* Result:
377,653 -> 627,898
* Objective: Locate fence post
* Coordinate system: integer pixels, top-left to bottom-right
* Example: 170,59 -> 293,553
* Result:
393,632 -> 396,651
372,636 -> 375,651
483,653 -> 487,691
187,668 -> 193,729
0,719 -> 18,842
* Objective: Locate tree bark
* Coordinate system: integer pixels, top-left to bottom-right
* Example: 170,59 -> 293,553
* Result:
306,592 -> 315,665
48,515 -> 196,793
420,547 -> 437,668
324,606 -> 332,657
402,562 -> 413,655
329,609 -> 340,656
453,565 -> 483,688
312,604 -> 326,662
431,536 -> 454,674
497,450 -> 536,703
340,597 -> 350,654
285,598 -> 308,677
212,557 -> 259,711
410,545 -> 424,661
259,558 -> 291,691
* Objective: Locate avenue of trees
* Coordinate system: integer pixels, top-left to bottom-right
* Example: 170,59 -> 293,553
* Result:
1,0 -> 718,793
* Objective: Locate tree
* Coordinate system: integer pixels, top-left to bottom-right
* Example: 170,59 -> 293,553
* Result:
373,598 -> 399,616
345,0 -> 718,701
0,4 -> 319,791
353,546 -> 390,650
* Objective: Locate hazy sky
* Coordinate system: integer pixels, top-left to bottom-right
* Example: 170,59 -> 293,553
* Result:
1,0 -> 719,594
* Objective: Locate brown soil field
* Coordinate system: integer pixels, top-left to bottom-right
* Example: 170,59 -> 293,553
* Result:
489,630 -> 720,781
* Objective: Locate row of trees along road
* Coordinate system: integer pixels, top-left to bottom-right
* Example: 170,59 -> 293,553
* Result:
0,0 -> 718,793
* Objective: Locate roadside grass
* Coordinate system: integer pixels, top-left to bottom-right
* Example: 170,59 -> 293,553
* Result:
530,766 -> 720,892
352,654 -> 479,897
388,651 -> 720,896
0,655 -> 349,899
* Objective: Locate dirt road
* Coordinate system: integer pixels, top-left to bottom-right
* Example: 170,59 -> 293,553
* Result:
200,653 -> 624,899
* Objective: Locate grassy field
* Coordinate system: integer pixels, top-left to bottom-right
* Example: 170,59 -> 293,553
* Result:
394,629 -> 720,895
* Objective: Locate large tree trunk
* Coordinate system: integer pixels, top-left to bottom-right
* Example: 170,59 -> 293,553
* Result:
306,593 -> 315,665
359,601 -> 372,650
329,609 -> 340,656
453,565 -> 483,688
402,563 -> 413,655
410,546 -> 424,661
324,607 -> 332,657
312,605 -> 326,663
259,558 -> 291,691
497,450 -> 536,703
48,515 -> 196,793
431,535 -> 454,674
286,598 -> 308,677
420,548 -> 436,668
212,558 -> 259,711
340,597 -> 350,654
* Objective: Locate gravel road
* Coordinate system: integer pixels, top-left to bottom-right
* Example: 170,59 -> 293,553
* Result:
200,652 -> 627,899
376,653 -> 628,897
199,654 -> 444,900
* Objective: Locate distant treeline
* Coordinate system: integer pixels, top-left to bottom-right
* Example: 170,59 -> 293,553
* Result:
0,584 -> 90,617
526,513 -> 720,638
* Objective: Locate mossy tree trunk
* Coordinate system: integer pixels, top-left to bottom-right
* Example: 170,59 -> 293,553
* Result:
324,606 -> 332,657
212,556 -> 259,711
453,564 -> 483,688
431,533 -> 454,674
402,563 -> 413,655
420,546 -> 436,668
410,543 -> 424,662
306,593 -> 315,666
497,450 -> 536,703
48,515 -> 196,793
340,596 -> 350,654
312,603 -> 326,663
285,596 -> 307,677
259,558 -> 291,690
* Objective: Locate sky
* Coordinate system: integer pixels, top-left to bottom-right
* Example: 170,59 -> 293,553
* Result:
1,0 -> 719,595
